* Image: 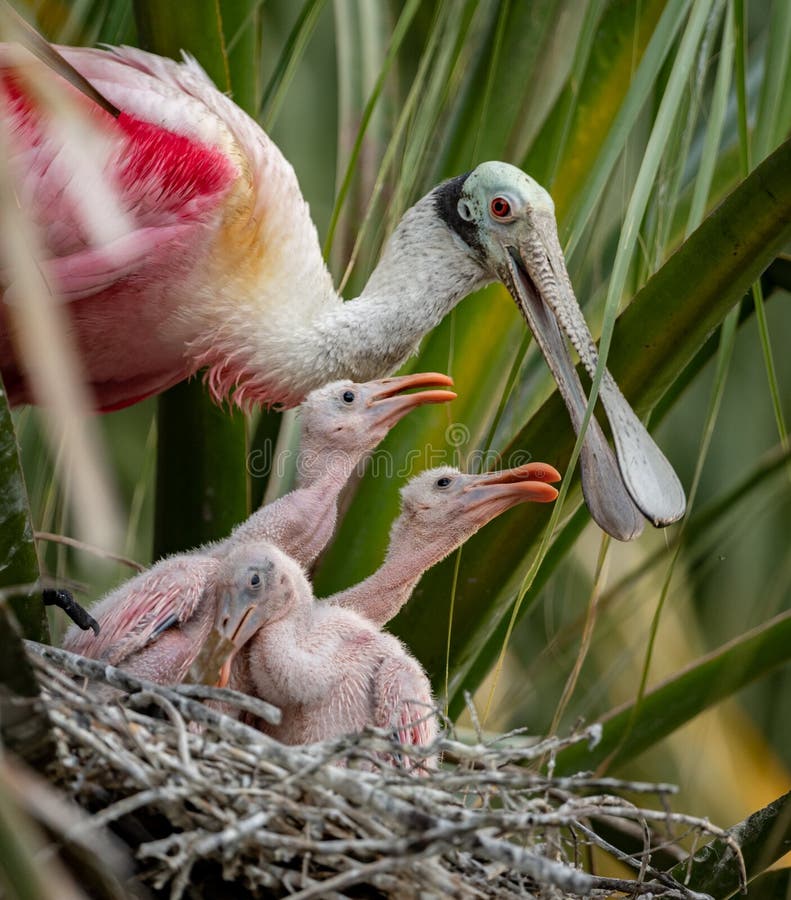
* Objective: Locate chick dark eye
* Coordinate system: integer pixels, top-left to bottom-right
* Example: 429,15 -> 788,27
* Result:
436,476 -> 452,488
490,196 -> 511,219
342,390 -> 355,404
250,573 -> 261,588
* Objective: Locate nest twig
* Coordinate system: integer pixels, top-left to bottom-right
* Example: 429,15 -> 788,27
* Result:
24,641 -> 738,899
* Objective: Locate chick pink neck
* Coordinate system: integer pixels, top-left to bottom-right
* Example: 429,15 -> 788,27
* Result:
226,445 -> 361,567
325,533 -> 445,626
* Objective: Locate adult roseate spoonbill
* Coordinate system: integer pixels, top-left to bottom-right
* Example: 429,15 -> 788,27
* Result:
213,543 -> 437,759
328,463 -> 561,626
63,374 -> 453,678
0,39 -> 684,539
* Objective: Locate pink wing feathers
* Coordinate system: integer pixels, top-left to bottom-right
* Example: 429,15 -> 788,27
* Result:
0,45 -> 248,408
2,64 -> 237,301
2,42 -> 332,411
373,654 -> 437,748
63,554 -> 219,666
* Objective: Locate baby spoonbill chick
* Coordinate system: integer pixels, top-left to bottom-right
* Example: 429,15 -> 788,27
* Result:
328,462 -> 561,625
213,543 -> 438,763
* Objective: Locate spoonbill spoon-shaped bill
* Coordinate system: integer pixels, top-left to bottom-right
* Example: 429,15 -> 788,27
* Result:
0,38 -> 683,539
213,543 -> 437,757
328,462 -> 561,626
442,163 -> 685,536
63,374 -> 453,668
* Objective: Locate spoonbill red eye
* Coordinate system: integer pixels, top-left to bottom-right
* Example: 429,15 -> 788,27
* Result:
490,196 -> 511,218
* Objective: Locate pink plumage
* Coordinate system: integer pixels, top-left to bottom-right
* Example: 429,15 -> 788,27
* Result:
215,543 -> 439,769
3,70 -> 235,212
62,375 -> 455,681
116,114 -> 235,206
1,44 -> 303,410
64,554 -> 219,670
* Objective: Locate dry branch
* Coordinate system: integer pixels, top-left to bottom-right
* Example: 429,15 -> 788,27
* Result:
23,641 -> 736,899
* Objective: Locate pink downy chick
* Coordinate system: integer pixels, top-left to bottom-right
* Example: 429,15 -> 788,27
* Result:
219,373 -> 455,563
327,462 -> 560,625
63,374 -> 454,677
212,542 -> 437,767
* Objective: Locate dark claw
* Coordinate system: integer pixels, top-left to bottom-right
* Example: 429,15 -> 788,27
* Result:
42,588 -> 100,635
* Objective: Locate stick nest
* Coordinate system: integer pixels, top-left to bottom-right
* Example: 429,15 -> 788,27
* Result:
26,642 -> 733,900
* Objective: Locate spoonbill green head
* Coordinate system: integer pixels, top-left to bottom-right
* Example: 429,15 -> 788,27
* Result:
433,162 -> 686,539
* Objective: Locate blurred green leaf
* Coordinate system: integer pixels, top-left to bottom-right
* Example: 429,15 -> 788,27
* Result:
601,439 -> 791,612
521,431 -> 791,709
554,610 -> 791,775
0,375 -> 45,641
94,1 -> 136,45
0,377 -> 51,761
525,0 -> 667,213
153,384 -> 248,557
753,0 -> 791,164
742,869 -> 791,900
558,0 -> 689,254
0,610 -> 52,765
133,0 -> 229,89
330,0 -> 389,276
685,4 -> 734,236
260,0 -> 326,127
0,776 -> 57,900
323,0 -> 420,258
440,1 -> 581,175
669,790 -> 791,898
223,0 -> 261,113
734,0 -> 789,459
333,0 -> 480,292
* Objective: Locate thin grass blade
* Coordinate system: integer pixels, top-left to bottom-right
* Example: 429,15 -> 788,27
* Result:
260,0 -> 326,128
131,2 -> 252,557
